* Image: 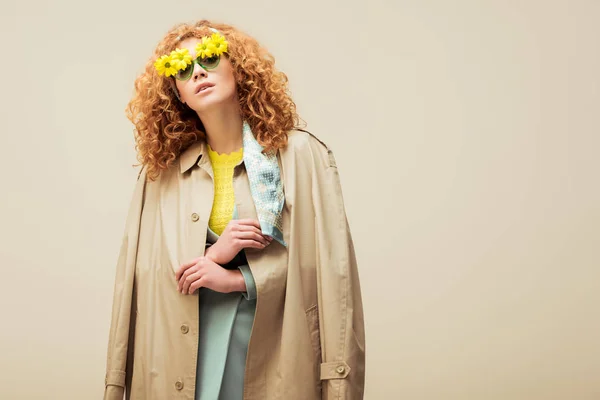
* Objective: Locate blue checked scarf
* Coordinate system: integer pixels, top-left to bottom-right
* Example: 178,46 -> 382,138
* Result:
242,121 -> 287,247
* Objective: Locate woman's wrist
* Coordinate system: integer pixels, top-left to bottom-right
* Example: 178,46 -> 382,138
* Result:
205,246 -> 245,293
204,245 -> 221,264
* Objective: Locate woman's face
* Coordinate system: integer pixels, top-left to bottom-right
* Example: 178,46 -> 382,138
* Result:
174,37 -> 238,113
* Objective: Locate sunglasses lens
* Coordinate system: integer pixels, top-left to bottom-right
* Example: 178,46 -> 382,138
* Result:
175,64 -> 193,81
199,55 -> 220,70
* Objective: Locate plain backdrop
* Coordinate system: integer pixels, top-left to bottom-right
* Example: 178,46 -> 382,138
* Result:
1,1 -> 599,399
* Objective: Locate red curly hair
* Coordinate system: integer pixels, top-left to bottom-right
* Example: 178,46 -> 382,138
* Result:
126,20 -> 303,180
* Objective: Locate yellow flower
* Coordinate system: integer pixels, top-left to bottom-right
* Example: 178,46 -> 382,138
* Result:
154,54 -> 178,77
169,48 -> 192,70
210,33 -> 228,55
195,37 -> 217,58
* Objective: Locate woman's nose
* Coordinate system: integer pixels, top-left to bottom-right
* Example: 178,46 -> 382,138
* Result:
192,64 -> 207,80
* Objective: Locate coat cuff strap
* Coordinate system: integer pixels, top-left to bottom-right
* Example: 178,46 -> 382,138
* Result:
105,369 -> 126,387
320,361 -> 350,380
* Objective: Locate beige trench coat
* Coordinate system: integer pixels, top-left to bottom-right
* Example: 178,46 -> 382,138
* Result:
103,129 -> 366,399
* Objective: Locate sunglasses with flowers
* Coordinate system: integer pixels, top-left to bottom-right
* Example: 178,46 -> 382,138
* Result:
154,32 -> 228,81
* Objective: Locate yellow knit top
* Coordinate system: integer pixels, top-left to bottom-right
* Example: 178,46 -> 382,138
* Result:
207,144 -> 244,235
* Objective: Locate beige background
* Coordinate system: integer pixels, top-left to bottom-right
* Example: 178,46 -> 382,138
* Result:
1,0 -> 599,399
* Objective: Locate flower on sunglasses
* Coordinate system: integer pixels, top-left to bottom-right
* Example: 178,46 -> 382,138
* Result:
210,33 -> 228,55
169,48 -> 193,70
154,54 -> 179,77
195,36 -> 217,59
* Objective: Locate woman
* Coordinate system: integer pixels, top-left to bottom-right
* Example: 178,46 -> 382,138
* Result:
103,20 -> 365,400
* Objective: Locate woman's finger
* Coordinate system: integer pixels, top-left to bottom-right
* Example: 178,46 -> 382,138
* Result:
176,257 -> 200,281
181,271 -> 202,294
177,263 -> 199,291
189,277 -> 207,294
233,225 -> 260,236
234,231 -> 269,245
240,239 -> 267,249
234,224 -> 263,234
233,219 -> 261,229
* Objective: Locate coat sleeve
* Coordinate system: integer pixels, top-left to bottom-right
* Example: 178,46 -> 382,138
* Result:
238,264 -> 257,300
308,137 -> 366,399
103,167 -> 147,400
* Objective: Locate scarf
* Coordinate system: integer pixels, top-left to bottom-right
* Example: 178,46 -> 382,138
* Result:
242,121 -> 287,247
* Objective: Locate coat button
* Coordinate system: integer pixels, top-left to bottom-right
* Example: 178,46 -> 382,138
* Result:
336,365 -> 345,374
191,213 -> 199,222
180,324 -> 189,334
175,379 -> 184,390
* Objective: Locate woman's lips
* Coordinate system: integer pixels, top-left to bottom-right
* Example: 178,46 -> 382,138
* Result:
195,83 -> 215,94
197,86 -> 213,94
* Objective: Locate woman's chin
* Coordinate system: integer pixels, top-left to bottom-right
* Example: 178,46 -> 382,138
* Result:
190,98 -> 221,113
190,95 -> 238,114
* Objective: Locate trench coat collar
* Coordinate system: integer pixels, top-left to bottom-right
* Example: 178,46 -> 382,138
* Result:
179,139 -> 246,174
179,140 -> 207,174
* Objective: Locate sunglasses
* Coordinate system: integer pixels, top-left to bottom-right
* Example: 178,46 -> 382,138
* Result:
174,54 -> 221,81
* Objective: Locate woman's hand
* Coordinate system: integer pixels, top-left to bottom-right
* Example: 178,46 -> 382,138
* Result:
205,219 -> 272,265
175,256 -> 245,295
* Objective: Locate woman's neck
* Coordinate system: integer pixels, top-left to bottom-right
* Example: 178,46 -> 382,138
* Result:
198,103 -> 243,154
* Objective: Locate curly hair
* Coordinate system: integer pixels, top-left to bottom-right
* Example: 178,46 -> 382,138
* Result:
126,20 -> 303,180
